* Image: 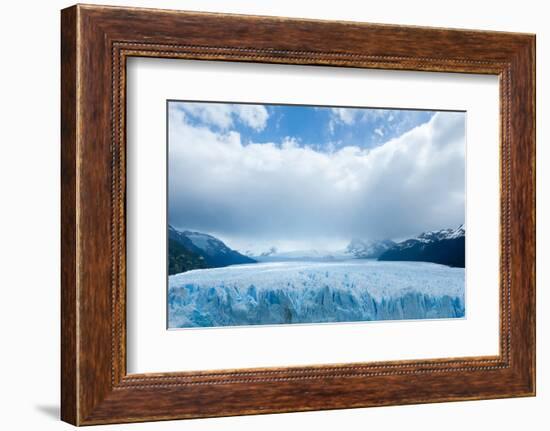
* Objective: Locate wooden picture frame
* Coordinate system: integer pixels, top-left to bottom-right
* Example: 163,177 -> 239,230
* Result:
61,4 -> 535,425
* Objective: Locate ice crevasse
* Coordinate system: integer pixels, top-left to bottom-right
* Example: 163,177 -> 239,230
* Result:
168,260 -> 465,328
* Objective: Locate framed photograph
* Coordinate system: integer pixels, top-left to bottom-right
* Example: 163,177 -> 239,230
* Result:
165,101 -> 467,330
61,4 -> 535,425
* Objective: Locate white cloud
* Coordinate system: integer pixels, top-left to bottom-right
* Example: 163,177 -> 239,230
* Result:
330,107 -> 393,127
175,102 -> 269,131
330,108 -> 357,125
235,104 -> 270,131
168,109 -> 465,246
328,108 -> 426,141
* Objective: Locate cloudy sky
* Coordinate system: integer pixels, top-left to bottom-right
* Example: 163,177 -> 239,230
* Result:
168,101 -> 465,253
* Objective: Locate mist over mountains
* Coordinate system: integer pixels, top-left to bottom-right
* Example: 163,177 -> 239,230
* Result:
168,224 -> 465,275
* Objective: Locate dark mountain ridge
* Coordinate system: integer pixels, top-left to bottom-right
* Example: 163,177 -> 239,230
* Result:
168,225 -> 256,275
378,225 -> 465,268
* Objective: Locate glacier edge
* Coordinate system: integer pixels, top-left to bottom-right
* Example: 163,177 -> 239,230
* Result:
168,260 -> 465,328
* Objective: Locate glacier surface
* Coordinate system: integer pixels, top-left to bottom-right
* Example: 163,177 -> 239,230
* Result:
168,260 -> 465,328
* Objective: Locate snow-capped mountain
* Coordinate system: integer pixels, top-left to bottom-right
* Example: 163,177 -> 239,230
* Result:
247,238 -> 398,262
251,246 -> 278,258
168,226 -> 255,275
252,248 -> 348,262
415,224 -> 465,243
345,238 -> 397,258
378,224 -> 465,267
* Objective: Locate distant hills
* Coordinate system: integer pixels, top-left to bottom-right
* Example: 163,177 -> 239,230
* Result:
378,225 -> 465,268
246,226 -> 464,268
250,248 -> 346,262
244,239 -> 396,262
168,224 -> 465,275
168,226 -> 255,275
345,238 -> 397,259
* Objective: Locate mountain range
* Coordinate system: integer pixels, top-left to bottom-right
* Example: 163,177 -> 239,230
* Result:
345,238 -> 397,258
168,225 -> 255,275
245,225 -> 465,268
248,238 -> 396,262
168,224 -> 465,275
378,224 -> 465,267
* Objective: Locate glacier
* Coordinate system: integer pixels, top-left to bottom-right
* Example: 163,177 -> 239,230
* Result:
168,260 -> 465,328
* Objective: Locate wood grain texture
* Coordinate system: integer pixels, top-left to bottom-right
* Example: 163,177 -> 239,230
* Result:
60,4 -> 535,425
60,6 -> 78,425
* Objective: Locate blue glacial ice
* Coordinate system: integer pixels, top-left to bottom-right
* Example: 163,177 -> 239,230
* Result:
168,260 -> 465,328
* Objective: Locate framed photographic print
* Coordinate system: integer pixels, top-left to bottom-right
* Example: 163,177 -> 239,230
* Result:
165,101 -> 466,330
61,4 -> 536,425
